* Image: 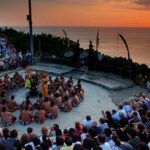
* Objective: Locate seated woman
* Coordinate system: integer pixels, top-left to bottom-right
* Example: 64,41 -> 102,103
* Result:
49,101 -> 58,119
7,95 -> 19,112
34,107 -> 46,123
1,106 -> 16,126
61,96 -> 72,112
19,106 -> 32,125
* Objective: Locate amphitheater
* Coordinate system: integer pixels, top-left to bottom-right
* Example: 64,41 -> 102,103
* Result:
0,63 -> 148,136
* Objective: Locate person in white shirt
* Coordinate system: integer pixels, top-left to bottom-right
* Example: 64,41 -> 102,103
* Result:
98,134 -> 111,150
82,115 -> 93,129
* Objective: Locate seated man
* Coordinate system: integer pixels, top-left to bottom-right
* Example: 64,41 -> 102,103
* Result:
19,106 -> 32,124
13,72 -> 20,86
71,92 -> 80,107
7,95 -> 19,112
61,96 -> 72,112
49,101 -> 58,119
42,97 -> 51,115
1,106 -> 16,126
18,75 -> 25,87
54,93 -> 62,108
35,93 -> 45,108
34,107 -> 46,123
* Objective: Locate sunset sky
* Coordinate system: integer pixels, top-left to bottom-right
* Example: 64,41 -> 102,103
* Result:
0,0 -> 150,27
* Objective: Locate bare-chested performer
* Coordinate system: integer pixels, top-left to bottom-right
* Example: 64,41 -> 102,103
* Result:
34,107 -> 46,123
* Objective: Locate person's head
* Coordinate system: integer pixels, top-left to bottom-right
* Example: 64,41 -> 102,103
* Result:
89,127 -> 97,138
133,111 -> 138,117
99,118 -> 105,124
98,134 -> 106,144
41,127 -> 48,137
10,129 -> 18,138
39,93 -> 42,98
137,123 -> 144,132
105,111 -> 112,118
26,96 -> 29,101
27,127 -> 33,134
45,97 -> 48,102
75,121 -> 81,129
63,129 -> 68,135
118,105 -> 123,110
104,128 -> 112,137
3,128 -> 10,139
11,95 -> 15,100
86,115 -> 91,121
126,127 -> 137,139
56,136 -> 64,146
83,138 -> 94,149
2,106 -> 6,112
51,101 -> 55,107
73,144 -> 83,150
82,127 -> 87,133
65,136 -> 72,146
138,142 -> 149,150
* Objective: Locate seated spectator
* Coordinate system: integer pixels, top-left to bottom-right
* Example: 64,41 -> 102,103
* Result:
83,115 -> 93,129
110,134 -> 134,150
6,129 -> 18,150
51,136 -> 64,150
40,127 -> 52,149
98,118 -> 109,134
126,127 -> 140,150
97,134 -> 111,150
61,136 -> 73,150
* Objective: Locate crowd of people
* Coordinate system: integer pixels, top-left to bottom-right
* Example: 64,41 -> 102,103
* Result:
0,68 -> 150,149
0,69 -> 84,126
0,36 -> 32,70
0,92 -> 150,150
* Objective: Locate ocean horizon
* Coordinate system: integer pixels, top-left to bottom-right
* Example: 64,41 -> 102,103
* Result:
4,26 -> 150,67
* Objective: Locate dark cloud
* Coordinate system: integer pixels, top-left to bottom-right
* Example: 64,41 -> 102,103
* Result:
134,0 -> 150,8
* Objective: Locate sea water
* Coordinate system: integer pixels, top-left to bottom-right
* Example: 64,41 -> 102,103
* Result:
14,26 -> 150,66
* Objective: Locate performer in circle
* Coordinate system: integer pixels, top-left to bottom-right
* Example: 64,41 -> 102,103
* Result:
41,73 -> 49,97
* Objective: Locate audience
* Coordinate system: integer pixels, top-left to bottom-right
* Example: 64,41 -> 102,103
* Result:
0,71 -> 150,149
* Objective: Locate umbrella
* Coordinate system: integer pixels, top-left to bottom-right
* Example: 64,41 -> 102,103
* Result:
80,51 -> 88,59
64,51 -> 74,58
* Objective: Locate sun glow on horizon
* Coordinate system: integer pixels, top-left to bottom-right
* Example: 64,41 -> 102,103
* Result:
0,0 -> 150,27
